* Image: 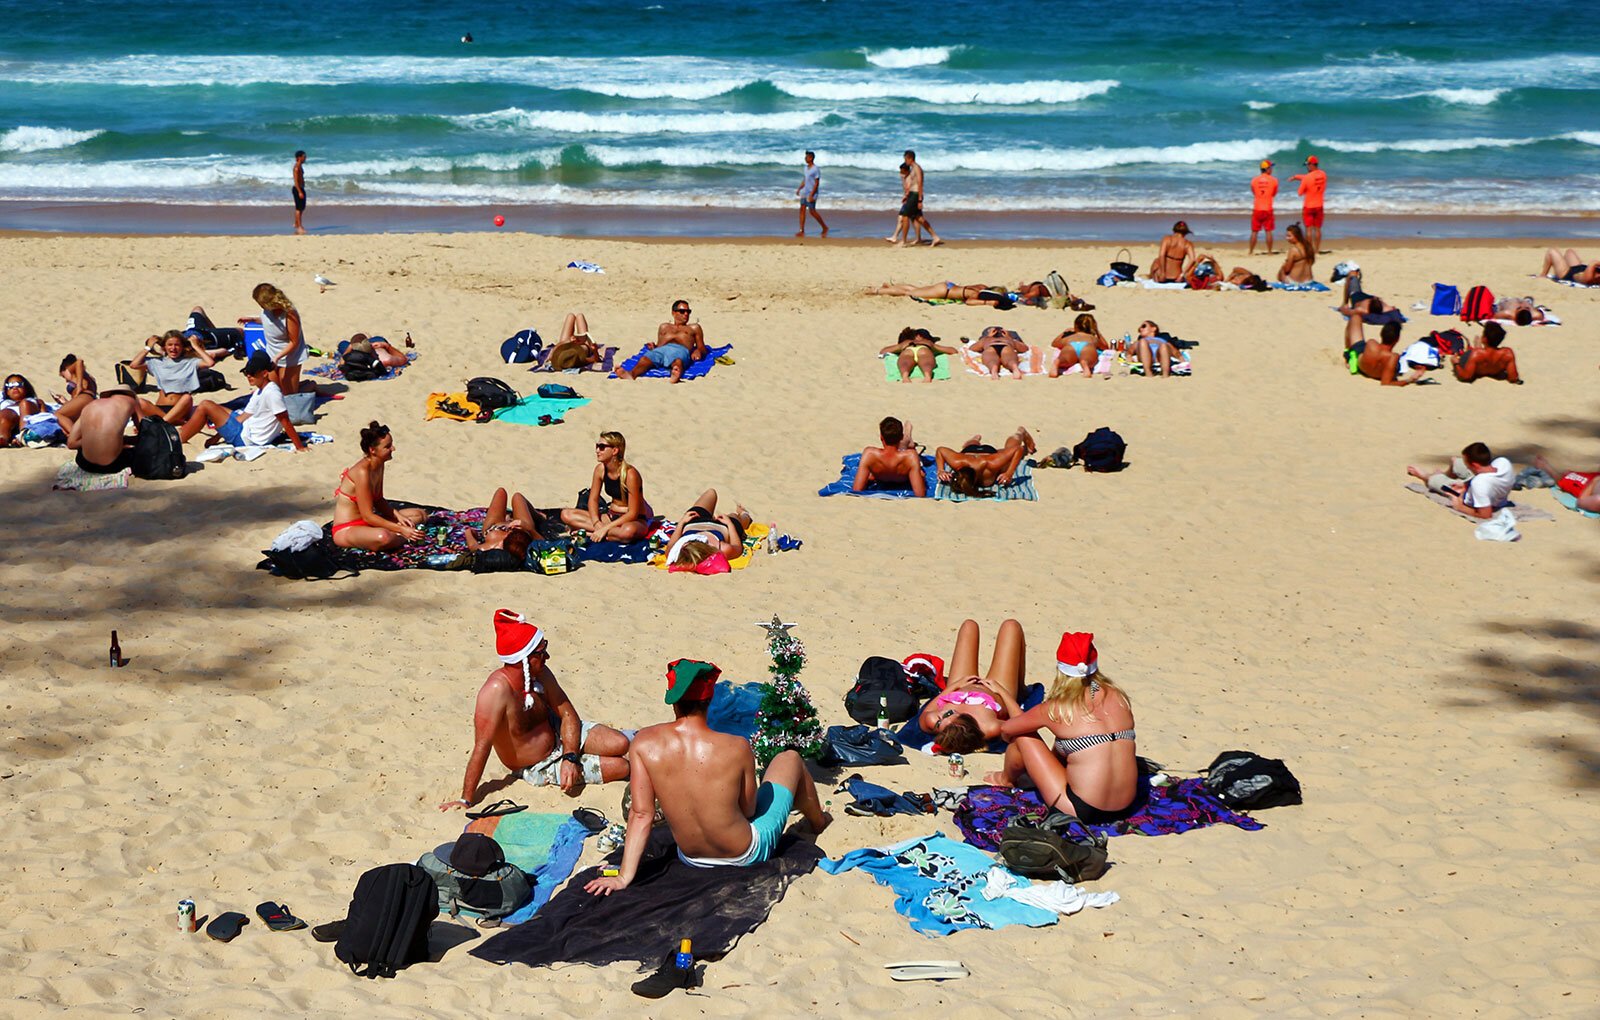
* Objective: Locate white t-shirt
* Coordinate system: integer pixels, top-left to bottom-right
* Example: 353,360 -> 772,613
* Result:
798,164 -> 820,199
1466,457 -> 1514,509
241,381 -> 288,446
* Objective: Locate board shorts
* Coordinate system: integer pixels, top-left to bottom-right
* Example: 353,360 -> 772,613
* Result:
899,191 -> 922,218
645,342 -> 692,369
799,197 -> 817,210
1251,209 -> 1275,232
676,780 -> 795,868
520,721 -> 607,787
215,411 -> 247,447
1303,206 -> 1324,228
292,187 -> 306,212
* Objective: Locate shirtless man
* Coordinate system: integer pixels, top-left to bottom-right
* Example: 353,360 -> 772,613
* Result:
1347,319 -> 1424,386
584,659 -> 829,894
619,299 -> 704,383
1149,221 -> 1195,283
894,150 -> 942,247
1451,322 -> 1522,384
291,150 -> 307,235
65,382 -> 141,473
852,416 -> 925,496
440,611 -> 631,810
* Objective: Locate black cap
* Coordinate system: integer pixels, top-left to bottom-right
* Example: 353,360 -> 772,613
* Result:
435,832 -> 505,877
242,351 -> 274,376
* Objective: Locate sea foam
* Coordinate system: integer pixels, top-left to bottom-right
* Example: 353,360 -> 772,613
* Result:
0,126 -> 104,153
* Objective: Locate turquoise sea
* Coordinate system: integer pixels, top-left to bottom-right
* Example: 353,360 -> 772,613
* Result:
2,0 -> 1597,233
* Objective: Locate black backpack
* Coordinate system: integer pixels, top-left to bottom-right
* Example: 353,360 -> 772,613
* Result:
340,348 -> 384,382
844,656 -> 919,725
1073,427 -> 1126,472
131,417 -> 187,480
467,377 -> 519,411
333,864 -> 439,979
1203,750 -> 1303,810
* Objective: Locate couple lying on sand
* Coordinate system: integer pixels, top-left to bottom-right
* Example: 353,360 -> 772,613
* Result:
853,416 -> 1035,498
440,611 -> 830,882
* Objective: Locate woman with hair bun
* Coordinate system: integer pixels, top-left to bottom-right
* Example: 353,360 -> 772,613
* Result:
239,282 -> 308,395
331,421 -> 426,551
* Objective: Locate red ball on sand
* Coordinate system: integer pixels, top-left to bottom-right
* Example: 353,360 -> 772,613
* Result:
493,215 -> 505,227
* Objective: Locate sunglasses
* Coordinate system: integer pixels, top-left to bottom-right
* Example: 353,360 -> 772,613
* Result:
3,381 -> 23,388
673,306 -> 690,314
595,442 -> 614,450
530,643 -> 550,659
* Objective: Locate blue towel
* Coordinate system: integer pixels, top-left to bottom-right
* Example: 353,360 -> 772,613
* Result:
616,343 -> 732,381
573,537 -> 653,564
840,776 -> 932,817
818,453 -> 936,499
706,681 -> 767,739
504,817 -> 591,924
897,683 -> 1046,753
1269,281 -> 1330,292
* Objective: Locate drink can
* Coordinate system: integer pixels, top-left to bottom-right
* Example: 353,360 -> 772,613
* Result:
948,753 -> 966,778
178,899 -> 196,933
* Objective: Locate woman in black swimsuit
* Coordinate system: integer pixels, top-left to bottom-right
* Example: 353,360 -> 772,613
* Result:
974,326 -> 1028,379
935,426 -> 1036,496
664,488 -> 753,567
560,430 -> 651,542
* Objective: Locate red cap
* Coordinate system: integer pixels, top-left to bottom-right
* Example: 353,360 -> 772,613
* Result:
1055,632 -> 1098,678
1305,155 -> 1319,165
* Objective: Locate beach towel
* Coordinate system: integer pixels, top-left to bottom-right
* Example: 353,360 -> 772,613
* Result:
821,833 -> 1111,936
565,260 -> 605,274
425,392 -> 480,421
53,460 -> 131,491
526,345 -> 618,374
818,453 -> 936,499
896,684 -> 1045,754
572,537 -> 654,564
319,504 -> 490,573
884,353 -> 951,382
616,343 -> 732,381
934,459 -> 1038,502
1269,281 -> 1331,292
462,813 -> 591,924
1554,490 -> 1600,519
1140,279 -> 1190,290
650,520 -> 769,571
470,827 -> 820,969
957,342 -> 1055,378
1548,277 -> 1599,289
493,393 -> 592,427
305,340 -> 416,382
953,779 -> 1265,848
1403,482 -> 1556,524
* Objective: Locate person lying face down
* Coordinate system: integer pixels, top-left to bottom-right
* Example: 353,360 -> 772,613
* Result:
1451,322 -> 1521,384
935,426 -> 1036,496
853,416 -> 926,496
880,327 -> 957,383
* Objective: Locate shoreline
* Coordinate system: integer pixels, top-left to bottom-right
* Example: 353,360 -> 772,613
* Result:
1,199 -> 1596,243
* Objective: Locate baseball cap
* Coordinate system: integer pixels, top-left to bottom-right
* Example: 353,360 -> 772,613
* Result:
241,351 -> 275,376
664,658 -> 720,704
432,832 -> 505,878
1259,159 -> 1274,170
1305,155 -> 1319,166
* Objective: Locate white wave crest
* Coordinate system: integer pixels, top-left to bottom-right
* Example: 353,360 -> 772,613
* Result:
1414,88 -> 1506,106
1244,101 -> 1276,111
0,126 -> 104,153
1308,134 -> 1596,155
861,46 -> 957,69
451,108 -> 833,135
774,78 -> 1116,105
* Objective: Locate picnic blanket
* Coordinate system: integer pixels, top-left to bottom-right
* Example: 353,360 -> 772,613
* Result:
494,393 -> 592,426
820,832 -> 1115,936
1404,482 -> 1556,523
1555,489 -> 1600,519
650,520 -> 769,571
884,353 -> 951,382
616,343 -> 733,381
818,453 -> 935,499
896,683 -> 1045,754
953,779 -> 1265,847
1269,281 -> 1331,292
934,458 -> 1037,502
525,345 -> 618,374
471,828 -> 820,969
305,340 -> 417,382
463,812 -> 591,924
322,504 -> 489,572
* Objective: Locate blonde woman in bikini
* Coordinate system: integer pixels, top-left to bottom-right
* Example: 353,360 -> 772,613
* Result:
1048,313 -> 1109,380
331,421 -> 427,551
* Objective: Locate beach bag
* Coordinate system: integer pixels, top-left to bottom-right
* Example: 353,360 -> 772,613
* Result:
1460,285 -> 1495,323
257,536 -> 350,580
526,539 -> 574,575
283,391 -> 318,425
844,656 -> 918,725
340,347 -> 384,381
197,367 -> 228,393
417,837 -> 531,921
500,328 -> 543,365
1073,427 -> 1127,472
333,863 -> 439,979
998,814 -> 1110,882
466,377 -> 518,411
1429,329 -> 1467,358
114,362 -> 150,393
1108,247 -> 1138,281
1474,508 -> 1521,543
1045,269 -> 1072,309
1430,284 -> 1461,316
1202,750 -> 1303,810
536,382 -> 579,400
130,417 -> 186,480
819,724 -> 907,767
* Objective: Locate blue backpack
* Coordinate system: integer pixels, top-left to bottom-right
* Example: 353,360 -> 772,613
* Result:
1430,284 -> 1461,316
500,329 -> 543,364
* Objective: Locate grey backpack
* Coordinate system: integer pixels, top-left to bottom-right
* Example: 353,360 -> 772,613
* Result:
416,846 -> 531,921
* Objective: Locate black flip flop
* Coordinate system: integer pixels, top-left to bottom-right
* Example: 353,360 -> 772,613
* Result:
572,807 -> 607,833
254,901 -> 306,932
466,798 -> 527,820
206,911 -> 249,942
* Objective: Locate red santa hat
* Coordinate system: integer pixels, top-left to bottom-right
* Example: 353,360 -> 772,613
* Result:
494,609 -> 546,708
902,652 -> 946,688
1055,632 -> 1098,678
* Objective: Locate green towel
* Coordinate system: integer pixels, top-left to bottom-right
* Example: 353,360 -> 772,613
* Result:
495,394 -> 592,426
884,353 -> 951,382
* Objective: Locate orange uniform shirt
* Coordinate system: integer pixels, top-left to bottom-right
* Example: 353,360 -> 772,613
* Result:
1296,169 -> 1327,208
1250,173 -> 1278,211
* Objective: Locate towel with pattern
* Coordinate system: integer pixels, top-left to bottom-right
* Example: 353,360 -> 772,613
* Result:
616,343 -> 732,381
953,780 -> 1265,848
935,459 -> 1037,502
817,452 -> 935,499
1269,281 -> 1331,292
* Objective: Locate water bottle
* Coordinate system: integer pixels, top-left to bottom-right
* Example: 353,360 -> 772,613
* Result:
876,695 -> 889,730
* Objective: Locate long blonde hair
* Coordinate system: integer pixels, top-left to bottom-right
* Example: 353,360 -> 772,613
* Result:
1045,670 -> 1131,725
672,538 -> 717,567
600,430 -> 631,502
252,282 -> 296,316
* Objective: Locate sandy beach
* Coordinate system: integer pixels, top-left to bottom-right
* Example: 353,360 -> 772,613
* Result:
2,229 -> 1598,1017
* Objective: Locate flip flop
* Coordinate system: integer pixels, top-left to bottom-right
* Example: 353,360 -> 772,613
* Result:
206,911 -> 250,942
255,901 -> 306,932
466,798 -> 528,820
714,355 -> 735,366
884,960 -> 969,982
572,807 -> 608,833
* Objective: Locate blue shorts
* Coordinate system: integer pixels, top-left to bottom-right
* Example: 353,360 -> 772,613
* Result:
799,197 -> 817,210
215,411 -> 245,446
676,780 -> 794,868
646,342 -> 692,369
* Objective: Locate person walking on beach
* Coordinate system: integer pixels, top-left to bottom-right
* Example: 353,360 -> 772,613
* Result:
1249,160 -> 1278,255
1291,155 -> 1326,253
890,150 -> 942,247
795,151 -> 827,238
291,150 -> 307,235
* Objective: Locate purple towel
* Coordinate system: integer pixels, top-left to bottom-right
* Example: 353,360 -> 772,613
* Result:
953,779 -> 1264,849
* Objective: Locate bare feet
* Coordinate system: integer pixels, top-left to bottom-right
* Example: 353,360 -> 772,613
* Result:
1533,454 -> 1555,476
962,434 -> 982,449
795,231 -> 805,237
1406,465 -> 1429,482
820,228 -> 829,237
929,238 -> 944,247
799,811 -> 834,837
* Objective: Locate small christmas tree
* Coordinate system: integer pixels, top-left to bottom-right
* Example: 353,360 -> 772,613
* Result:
749,617 -> 825,768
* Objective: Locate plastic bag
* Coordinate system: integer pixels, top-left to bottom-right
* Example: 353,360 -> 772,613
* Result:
1474,508 -> 1520,542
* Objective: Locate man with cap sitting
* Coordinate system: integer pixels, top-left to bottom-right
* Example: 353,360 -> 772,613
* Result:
442,611 -> 630,811
583,659 -> 831,894
1291,155 -> 1327,253
1149,221 -> 1196,283
65,380 -> 142,473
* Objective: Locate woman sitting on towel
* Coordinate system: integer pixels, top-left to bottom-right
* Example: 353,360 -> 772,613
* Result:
1,374 -> 46,447
128,330 -> 216,423
560,430 -> 652,542
881,327 -> 957,382
464,486 -> 544,569
920,618 -> 1031,755
549,312 -> 604,371
1048,314 -> 1108,380
989,632 -> 1143,823
972,325 -> 1028,379
663,488 -> 753,568
935,426 -> 1036,497
331,421 -> 428,551
1278,223 -> 1315,284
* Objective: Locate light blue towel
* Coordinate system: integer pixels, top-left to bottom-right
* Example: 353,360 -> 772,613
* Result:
934,459 -> 1037,502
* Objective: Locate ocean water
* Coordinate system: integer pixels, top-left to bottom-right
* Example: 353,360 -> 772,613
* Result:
2,0 -> 1598,229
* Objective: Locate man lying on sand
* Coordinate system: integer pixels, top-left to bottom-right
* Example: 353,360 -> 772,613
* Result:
584,659 -> 829,893
617,299 -> 706,383
1452,322 -> 1522,384
853,416 -> 925,496
1346,319 -> 1425,386
440,611 -> 631,810
1407,443 -> 1514,520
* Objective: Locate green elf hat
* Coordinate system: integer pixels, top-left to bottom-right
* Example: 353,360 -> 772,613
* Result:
664,659 -> 721,704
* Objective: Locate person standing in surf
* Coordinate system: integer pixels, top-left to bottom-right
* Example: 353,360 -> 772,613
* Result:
795,151 -> 828,238
1249,160 -> 1278,256
1291,155 -> 1326,254
291,150 -> 307,235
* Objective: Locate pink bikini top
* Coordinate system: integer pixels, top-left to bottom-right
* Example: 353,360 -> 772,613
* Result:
932,689 -> 1001,714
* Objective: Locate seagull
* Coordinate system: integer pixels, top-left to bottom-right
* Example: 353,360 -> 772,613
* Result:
313,273 -> 336,293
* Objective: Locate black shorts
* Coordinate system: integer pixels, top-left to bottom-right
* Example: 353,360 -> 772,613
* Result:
961,443 -> 998,455
899,191 -> 922,218
76,446 -> 136,475
292,187 -> 306,212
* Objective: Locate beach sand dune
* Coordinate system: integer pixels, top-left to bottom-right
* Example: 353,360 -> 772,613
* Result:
1,233 -> 1597,1017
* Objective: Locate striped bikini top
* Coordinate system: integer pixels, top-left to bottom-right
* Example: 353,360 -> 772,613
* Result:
1052,679 -> 1135,758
